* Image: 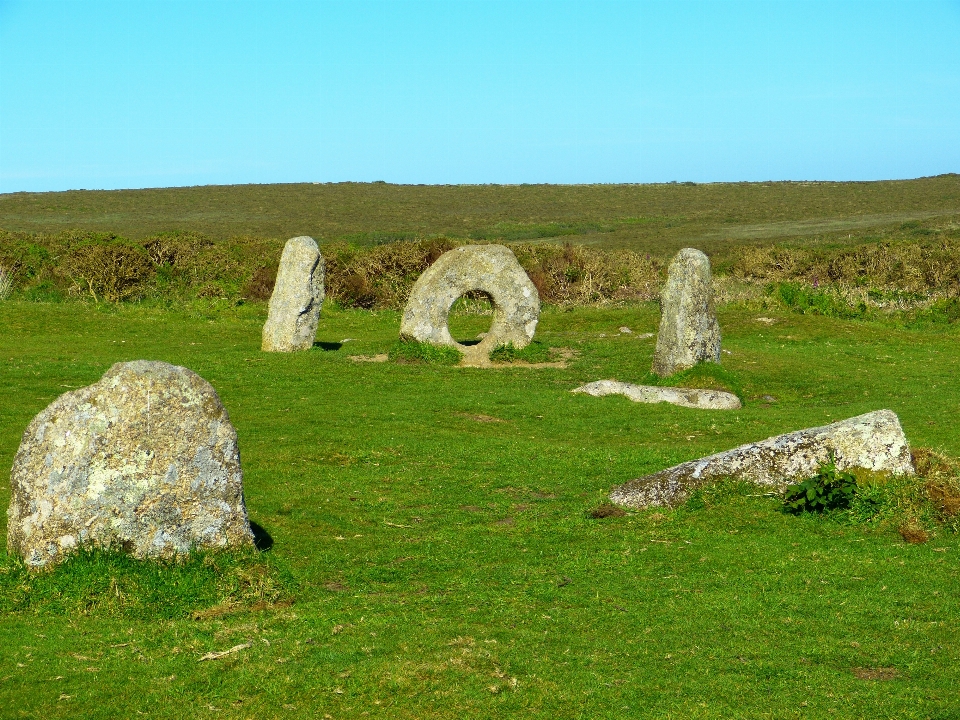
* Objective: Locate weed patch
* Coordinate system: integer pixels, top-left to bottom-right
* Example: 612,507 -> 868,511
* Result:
388,339 -> 462,364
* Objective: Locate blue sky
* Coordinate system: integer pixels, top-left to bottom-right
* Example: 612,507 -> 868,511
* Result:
1,0 -> 958,192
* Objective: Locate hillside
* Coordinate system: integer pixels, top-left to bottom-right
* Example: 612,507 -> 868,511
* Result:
2,176 -> 959,255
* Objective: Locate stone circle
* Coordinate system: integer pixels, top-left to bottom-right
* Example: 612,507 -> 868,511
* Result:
399,244 -> 539,362
262,236 -> 325,352
651,248 -> 721,376
609,410 -> 914,509
7,360 -> 254,568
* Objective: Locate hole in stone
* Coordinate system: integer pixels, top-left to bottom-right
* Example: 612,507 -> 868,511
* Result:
448,290 -> 494,346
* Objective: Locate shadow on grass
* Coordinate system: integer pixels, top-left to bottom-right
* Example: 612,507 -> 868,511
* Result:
250,521 -> 274,551
313,341 -> 343,351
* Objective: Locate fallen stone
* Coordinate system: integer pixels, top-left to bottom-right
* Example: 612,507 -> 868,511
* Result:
572,380 -> 741,410
262,236 -> 324,352
399,244 -> 539,365
7,361 -> 254,568
651,248 -> 721,376
609,410 -> 913,509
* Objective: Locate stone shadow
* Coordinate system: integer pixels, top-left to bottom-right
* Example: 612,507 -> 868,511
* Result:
250,521 -> 274,551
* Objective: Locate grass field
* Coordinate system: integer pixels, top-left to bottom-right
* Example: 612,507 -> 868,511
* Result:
2,298 -> 959,719
3,176 -> 960,254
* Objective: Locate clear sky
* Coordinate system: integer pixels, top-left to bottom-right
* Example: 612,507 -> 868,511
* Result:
1,0 -> 958,192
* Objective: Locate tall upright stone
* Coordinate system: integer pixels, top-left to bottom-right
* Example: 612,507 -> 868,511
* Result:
651,248 -> 721,376
262,236 -> 324,352
7,361 -> 255,568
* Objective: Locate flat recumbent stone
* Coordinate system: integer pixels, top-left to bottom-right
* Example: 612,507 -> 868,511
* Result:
399,245 -> 540,362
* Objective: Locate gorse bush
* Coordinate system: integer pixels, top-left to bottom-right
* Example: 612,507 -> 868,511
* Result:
2,225 -> 960,319
67,239 -> 153,302
730,238 -> 960,295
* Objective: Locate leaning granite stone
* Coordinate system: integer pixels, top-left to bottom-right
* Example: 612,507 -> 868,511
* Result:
262,236 -> 324,352
609,410 -> 913,509
572,380 -> 741,410
651,248 -> 721,376
399,244 -> 539,365
7,361 -> 254,568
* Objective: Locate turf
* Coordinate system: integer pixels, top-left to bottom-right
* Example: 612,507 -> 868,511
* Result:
1,300 -> 959,719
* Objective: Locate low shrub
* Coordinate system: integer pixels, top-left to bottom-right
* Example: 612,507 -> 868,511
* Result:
783,463 -> 859,514
3,225 -> 960,315
66,239 -> 154,302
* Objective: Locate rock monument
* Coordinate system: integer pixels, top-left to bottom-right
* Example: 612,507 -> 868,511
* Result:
262,236 -> 325,352
651,248 -> 721,376
399,244 -> 540,364
7,361 -> 255,568
609,409 -> 914,509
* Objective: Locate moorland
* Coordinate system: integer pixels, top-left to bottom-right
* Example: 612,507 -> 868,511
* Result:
1,178 -> 959,719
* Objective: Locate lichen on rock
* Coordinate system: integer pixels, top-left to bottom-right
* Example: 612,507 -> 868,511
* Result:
262,236 -> 325,352
609,410 -> 914,509
7,360 -> 254,568
651,248 -> 721,376
399,244 -> 540,365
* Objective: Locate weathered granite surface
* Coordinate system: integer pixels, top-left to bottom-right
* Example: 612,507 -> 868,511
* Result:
399,244 -> 539,364
262,236 -> 325,352
7,361 -> 254,568
609,410 -> 914,509
572,380 -> 741,410
651,248 -> 721,376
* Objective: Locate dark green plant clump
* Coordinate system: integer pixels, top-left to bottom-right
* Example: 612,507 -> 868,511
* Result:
782,462 -> 859,514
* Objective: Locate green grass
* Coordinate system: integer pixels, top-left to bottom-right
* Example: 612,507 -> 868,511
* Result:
1,300 -> 959,718
388,339 -> 463,365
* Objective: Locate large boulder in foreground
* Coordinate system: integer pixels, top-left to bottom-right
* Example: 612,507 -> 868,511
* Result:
7,361 -> 254,568
572,380 -> 741,410
651,248 -> 721,376
400,244 -> 540,365
610,410 -> 914,509
262,236 -> 325,352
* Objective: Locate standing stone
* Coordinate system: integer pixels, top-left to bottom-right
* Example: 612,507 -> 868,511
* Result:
400,244 -> 540,364
7,361 -> 254,568
651,248 -> 721,376
262,236 -> 324,352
